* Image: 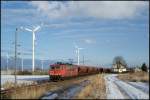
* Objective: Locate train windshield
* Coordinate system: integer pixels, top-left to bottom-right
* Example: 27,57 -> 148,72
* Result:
55,66 -> 60,69
50,66 -> 60,69
51,66 -> 55,69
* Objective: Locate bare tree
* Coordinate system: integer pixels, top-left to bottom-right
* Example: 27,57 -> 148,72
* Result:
113,56 -> 127,68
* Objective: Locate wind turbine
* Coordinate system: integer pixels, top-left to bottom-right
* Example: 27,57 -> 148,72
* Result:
21,25 -> 41,72
74,43 -> 84,65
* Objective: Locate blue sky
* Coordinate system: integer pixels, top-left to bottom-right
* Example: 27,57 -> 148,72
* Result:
1,1 -> 149,66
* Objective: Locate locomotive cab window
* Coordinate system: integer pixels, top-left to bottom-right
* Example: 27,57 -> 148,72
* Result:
51,66 -> 55,69
50,66 -> 59,69
55,66 -> 60,69
78,67 -> 80,71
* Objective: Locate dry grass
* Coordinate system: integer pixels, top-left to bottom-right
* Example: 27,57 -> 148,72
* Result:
2,81 -> 37,90
118,71 -> 149,82
10,83 -> 59,99
74,74 -> 106,99
1,82 -> 62,99
1,81 -> 15,89
1,75 -> 99,99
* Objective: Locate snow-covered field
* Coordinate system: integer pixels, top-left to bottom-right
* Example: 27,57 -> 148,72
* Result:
104,74 -> 149,99
128,82 -> 149,94
1,75 -> 49,86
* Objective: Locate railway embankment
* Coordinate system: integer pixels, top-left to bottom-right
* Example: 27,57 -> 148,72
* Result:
1,74 -> 101,99
74,74 -> 106,99
41,74 -> 106,99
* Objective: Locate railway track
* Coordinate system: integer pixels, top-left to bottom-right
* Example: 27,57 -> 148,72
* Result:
1,79 -> 51,97
41,80 -> 91,99
1,74 -> 97,99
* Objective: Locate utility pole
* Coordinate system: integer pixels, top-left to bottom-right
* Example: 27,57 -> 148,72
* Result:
83,55 -> 84,65
41,59 -> 43,71
14,28 -> 18,86
77,49 -> 79,65
68,59 -> 73,64
21,47 -> 24,72
21,55 -> 24,72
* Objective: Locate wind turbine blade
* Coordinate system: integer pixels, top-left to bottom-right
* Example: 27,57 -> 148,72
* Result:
34,26 -> 40,32
25,28 -> 32,32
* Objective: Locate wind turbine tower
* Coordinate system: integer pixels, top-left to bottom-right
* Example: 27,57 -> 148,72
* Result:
74,43 -> 84,65
22,25 -> 41,72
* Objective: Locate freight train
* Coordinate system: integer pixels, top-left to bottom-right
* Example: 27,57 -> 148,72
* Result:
48,62 -> 111,80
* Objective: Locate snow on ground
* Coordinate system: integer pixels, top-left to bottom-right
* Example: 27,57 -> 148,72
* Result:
104,74 -> 149,99
128,82 -> 149,94
115,79 -> 149,99
104,74 -> 126,99
1,75 -> 49,86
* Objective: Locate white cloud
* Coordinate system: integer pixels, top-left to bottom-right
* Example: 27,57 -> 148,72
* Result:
30,1 -> 69,18
30,1 -> 148,19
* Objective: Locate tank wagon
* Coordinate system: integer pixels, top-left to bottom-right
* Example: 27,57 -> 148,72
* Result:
49,62 -> 111,80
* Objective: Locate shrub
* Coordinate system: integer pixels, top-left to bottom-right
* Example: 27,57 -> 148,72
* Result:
16,70 -> 32,75
141,63 -> 148,72
32,71 -> 48,75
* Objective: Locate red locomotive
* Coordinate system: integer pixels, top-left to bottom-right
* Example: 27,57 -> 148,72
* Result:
48,62 -> 111,80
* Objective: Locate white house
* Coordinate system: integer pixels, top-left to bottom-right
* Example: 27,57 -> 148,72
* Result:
112,64 -> 127,73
